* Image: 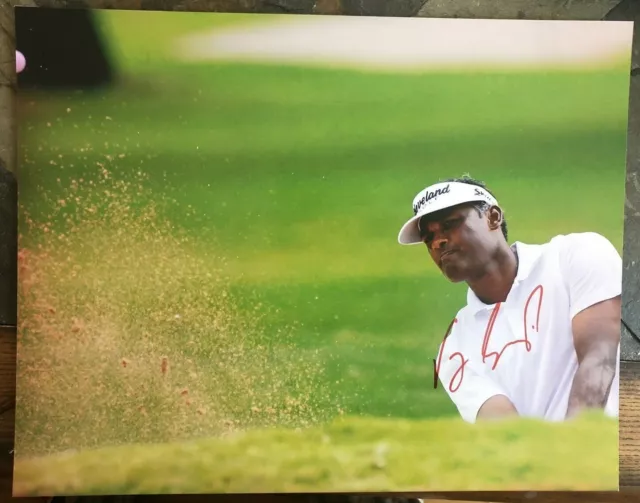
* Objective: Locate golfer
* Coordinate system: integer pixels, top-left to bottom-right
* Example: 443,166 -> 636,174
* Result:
398,175 -> 620,423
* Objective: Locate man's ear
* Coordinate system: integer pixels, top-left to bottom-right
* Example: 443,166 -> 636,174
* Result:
487,206 -> 503,231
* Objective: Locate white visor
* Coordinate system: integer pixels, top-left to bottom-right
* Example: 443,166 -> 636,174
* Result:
397,181 -> 500,245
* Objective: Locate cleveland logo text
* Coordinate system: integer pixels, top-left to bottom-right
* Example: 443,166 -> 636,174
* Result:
413,184 -> 451,214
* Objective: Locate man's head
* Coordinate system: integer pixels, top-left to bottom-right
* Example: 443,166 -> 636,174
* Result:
397,175 -> 509,283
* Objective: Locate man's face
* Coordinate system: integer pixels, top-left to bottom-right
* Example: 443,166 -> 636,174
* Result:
419,203 -> 501,283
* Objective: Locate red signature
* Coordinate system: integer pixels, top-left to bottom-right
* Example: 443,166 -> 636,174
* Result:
433,285 -> 544,393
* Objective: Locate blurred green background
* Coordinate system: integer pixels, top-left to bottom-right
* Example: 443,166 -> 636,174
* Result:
13,10 -> 628,494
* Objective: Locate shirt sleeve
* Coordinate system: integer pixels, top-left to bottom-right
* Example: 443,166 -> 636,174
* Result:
436,319 -> 513,424
556,232 -> 622,320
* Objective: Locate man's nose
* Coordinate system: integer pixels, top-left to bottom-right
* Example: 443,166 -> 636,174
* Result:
432,236 -> 448,250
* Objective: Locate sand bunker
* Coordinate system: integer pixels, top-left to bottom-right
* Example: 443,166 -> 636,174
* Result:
175,16 -> 632,71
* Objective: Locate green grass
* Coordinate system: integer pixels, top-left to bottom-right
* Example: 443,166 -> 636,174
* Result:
13,11 -> 630,493
94,11 -> 279,73
13,412 -> 618,496
16,62 -> 628,429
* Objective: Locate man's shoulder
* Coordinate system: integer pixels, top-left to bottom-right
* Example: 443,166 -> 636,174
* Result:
532,232 -> 619,258
535,232 -> 621,280
543,231 -> 613,247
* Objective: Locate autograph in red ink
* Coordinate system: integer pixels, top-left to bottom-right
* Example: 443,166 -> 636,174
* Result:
433,285 -> 544,393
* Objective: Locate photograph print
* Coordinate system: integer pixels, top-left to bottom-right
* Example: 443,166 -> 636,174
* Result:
12,8 -> 633,496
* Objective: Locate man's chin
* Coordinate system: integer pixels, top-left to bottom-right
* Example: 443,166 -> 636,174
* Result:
441,265 -> 467,283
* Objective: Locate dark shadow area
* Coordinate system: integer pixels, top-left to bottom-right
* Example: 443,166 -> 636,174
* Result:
14,7 -> 114,90
0,159 -> 17,326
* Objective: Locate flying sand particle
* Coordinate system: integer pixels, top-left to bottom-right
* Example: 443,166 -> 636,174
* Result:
16,162 -> 346,456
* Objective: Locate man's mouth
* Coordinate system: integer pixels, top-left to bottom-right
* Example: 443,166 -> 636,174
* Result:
439,249 -> 458,265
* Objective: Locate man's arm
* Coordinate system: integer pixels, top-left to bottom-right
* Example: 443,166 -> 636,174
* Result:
477,394 -> 519,421
554,232 -> 622,419
566,296 -> 620,418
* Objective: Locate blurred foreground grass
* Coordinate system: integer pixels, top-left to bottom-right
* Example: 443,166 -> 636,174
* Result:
13,412 -> 618,496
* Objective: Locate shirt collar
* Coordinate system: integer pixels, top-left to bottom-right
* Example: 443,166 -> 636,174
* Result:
465,241 -> 543,314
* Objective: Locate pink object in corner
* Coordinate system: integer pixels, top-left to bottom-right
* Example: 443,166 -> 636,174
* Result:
16,50 -> 26,73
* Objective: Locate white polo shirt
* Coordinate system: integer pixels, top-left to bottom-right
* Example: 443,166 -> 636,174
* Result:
435,232 -> 621,423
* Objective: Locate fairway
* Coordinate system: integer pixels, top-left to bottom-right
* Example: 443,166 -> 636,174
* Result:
13,11 -> 629,494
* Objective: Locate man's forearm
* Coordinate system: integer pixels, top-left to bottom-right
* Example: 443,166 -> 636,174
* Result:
477,394 -> 519,421
566,344 -> 617,419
